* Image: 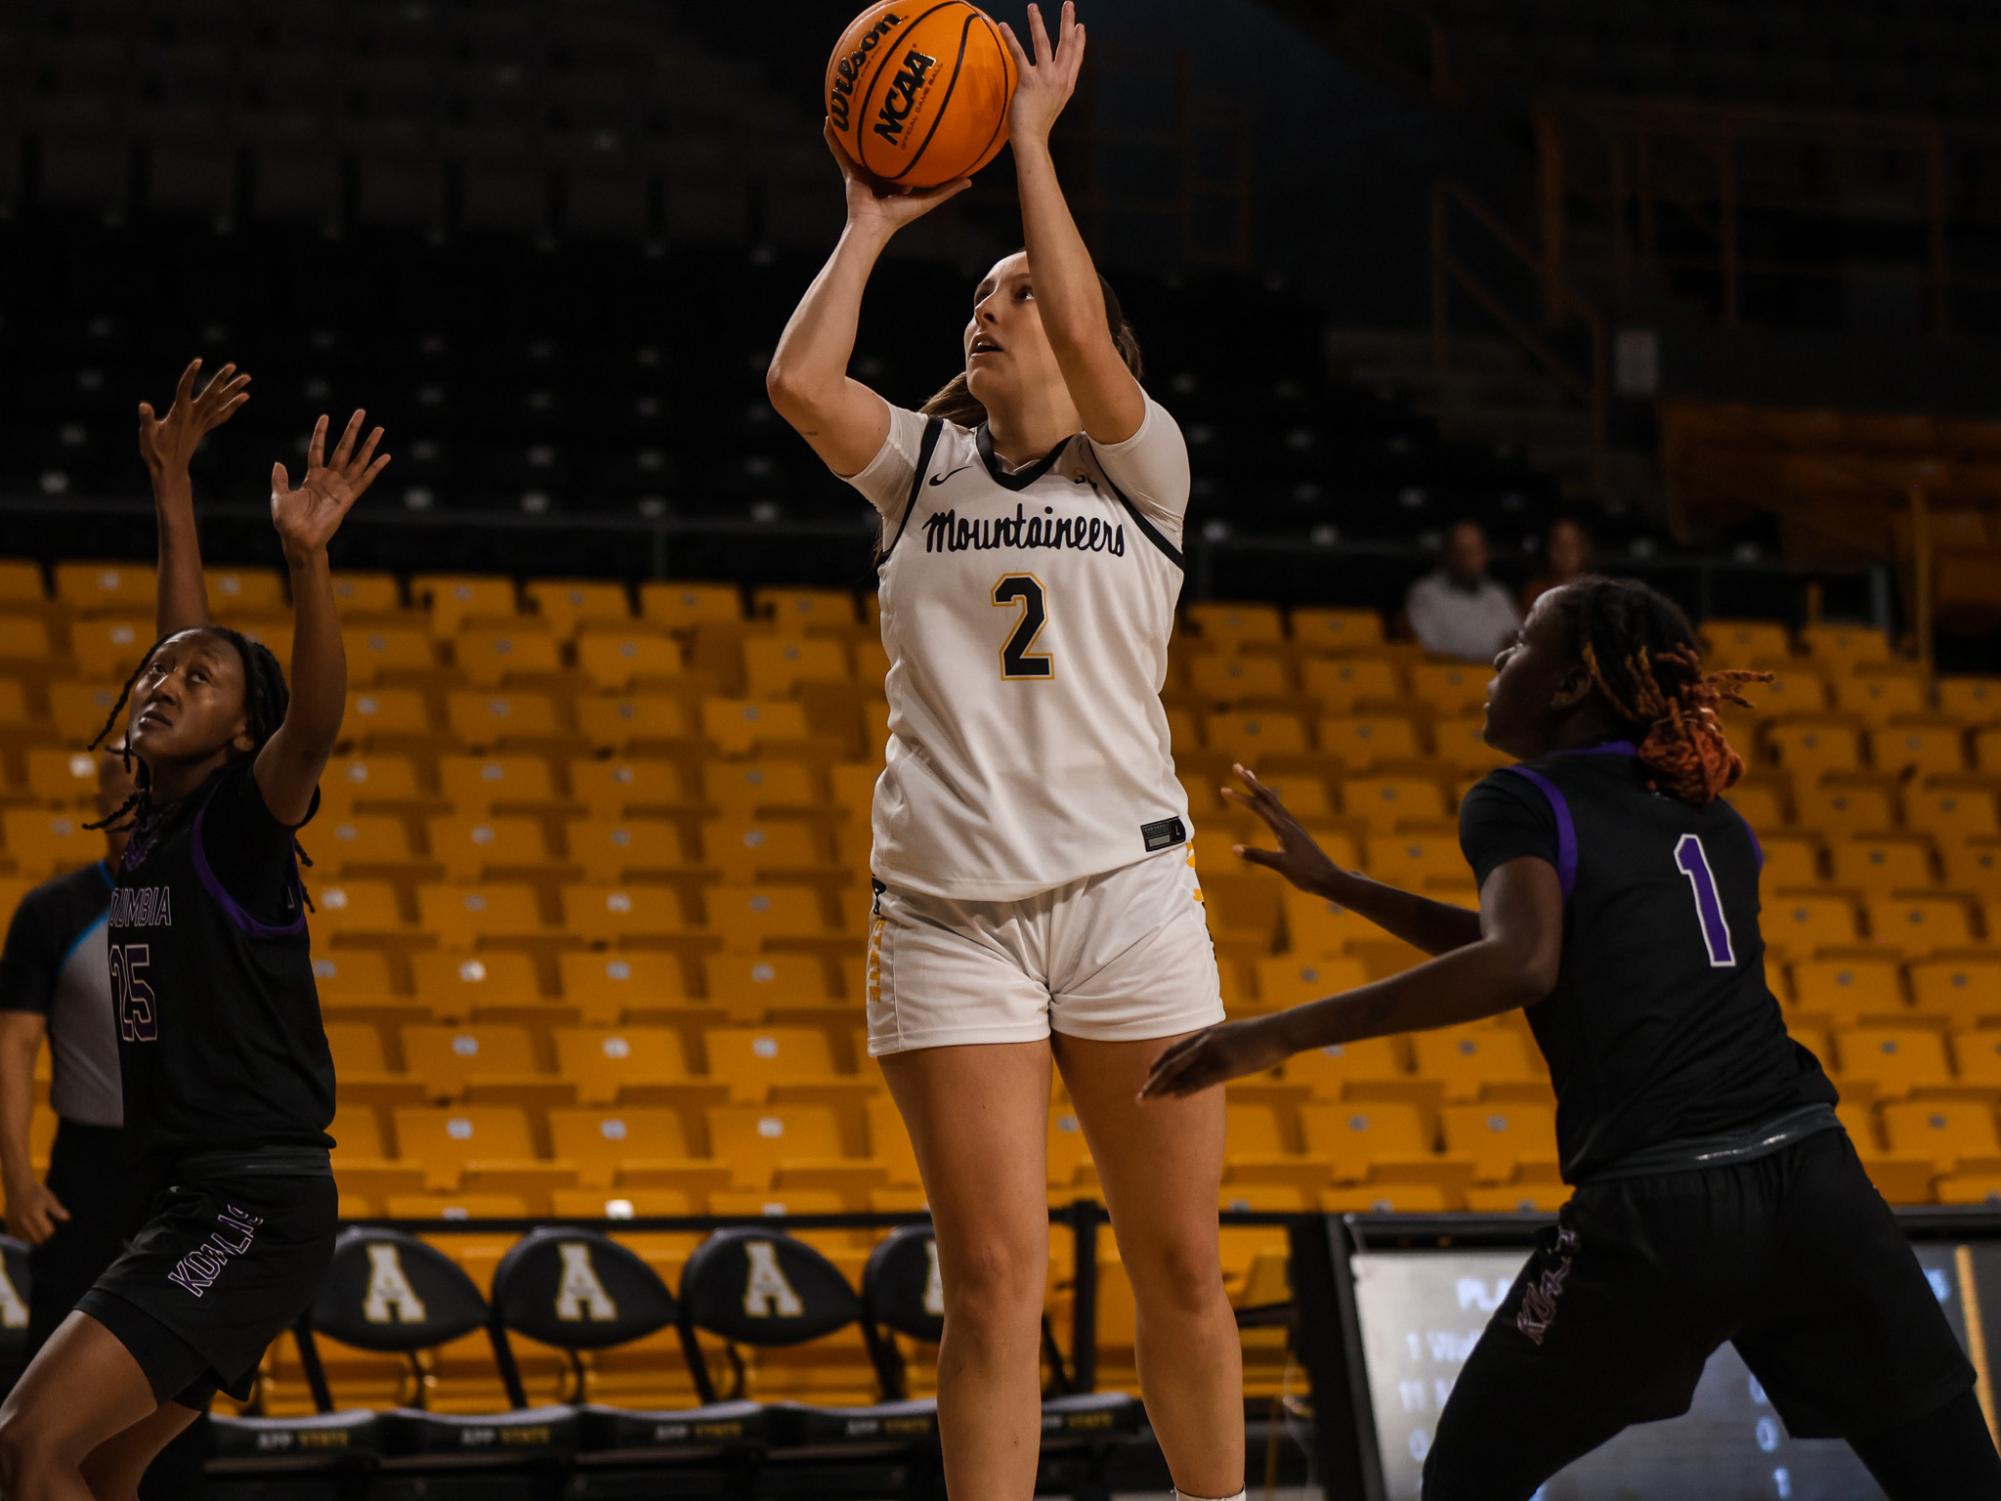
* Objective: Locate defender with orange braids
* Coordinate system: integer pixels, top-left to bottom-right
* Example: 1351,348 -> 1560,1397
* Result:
1143,577 -> 2001,1499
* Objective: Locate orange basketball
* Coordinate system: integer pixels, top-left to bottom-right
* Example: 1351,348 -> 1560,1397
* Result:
825,1 -> 1018,190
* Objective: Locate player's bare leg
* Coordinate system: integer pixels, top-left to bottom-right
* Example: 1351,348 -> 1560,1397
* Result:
881,1039 -> 1054,1500
1055,1030 -> 1244,1499
0,1311 -> 171,1501
78,1399 -> 203,1501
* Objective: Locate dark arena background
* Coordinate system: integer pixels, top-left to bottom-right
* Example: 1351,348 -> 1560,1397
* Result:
1,0 -> 2000,1497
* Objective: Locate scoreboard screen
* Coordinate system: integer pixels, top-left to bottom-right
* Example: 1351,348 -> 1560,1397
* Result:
1349,1241 -> 1998,1500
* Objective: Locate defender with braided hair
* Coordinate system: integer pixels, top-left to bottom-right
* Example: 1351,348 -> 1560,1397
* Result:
0,361 -> 390,1500
1144,576 -> 2001,1498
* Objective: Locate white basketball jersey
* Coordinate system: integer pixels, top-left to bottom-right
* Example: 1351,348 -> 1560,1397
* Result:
843,394 -> 1194,902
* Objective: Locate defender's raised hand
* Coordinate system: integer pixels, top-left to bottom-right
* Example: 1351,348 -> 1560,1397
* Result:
270,410 -> 388,559
1140,1017 -> 1292,1101
137,358 -> 251,478
1224,764 -> 1346,897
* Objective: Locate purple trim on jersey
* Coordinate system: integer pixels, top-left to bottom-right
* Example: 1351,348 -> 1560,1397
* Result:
1499,764 -> 1578,900
191,801 -> 307,939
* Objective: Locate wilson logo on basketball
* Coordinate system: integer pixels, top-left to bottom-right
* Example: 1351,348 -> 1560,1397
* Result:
827,11 -> 905,133
872,48 -> 938,146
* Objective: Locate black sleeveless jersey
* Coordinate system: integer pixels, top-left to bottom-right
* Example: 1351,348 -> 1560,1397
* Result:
1458,742 -> 1835,1182
107,758 -> 335,1182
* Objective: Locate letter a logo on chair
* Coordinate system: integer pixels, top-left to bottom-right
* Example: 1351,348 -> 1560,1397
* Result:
741,1240 -> 805,1318
554,1242 -> 617,1322
362,1243 -> 429,1323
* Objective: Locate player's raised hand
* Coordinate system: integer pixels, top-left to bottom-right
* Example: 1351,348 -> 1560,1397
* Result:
270,410 -> 388,559
1140,1017 -> 1291,1101
1223,764 -> 1346,897
824,120 -> 971,232
999,1 -> 1085,147
137,358 -> 251,478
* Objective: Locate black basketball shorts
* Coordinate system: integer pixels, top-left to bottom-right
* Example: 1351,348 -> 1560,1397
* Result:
1422,1127 -> 1975,1500
75,1154 -> 337,1410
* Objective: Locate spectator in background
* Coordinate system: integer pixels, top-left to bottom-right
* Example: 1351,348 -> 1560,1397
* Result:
1523,516 -> 1596,612
1407,519 -> 1522,661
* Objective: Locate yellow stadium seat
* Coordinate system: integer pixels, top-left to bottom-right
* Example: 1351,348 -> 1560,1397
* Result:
1764,892 -> 1862,956
1,808 -> 108,875
553,1026 -> 695,1106
1300,1101 -> 1433,1179
1431,712 -> 1508,775
1936,1175 -> 2001,1207
1197,874 -> 1281,952
445,689 -> 573,749
1763,721 -> 1863,781
1881,1101 -> 2001,1174
706,1103 -> 848,1187
574,694 -> 698,752
0,559 -> 43,605
1251,956 -> 1370,1009
1441,1103 -> 1558,1182
556,951 -> 690,1023
702,1025 -> 845,1101
1704,618 -> 1791,666
1204,711 -> 1311,758
1364,828 -> 1468,890
329,571 -> 405,617
1282,1037 -> 1411,1099
561,884 -> 697,947
703,762 -> 824,821
1290,607 -> 1385,655
1048,1105 -> 1096,1187
1281,888 -> 1374,956
1727,780 -> 1789,832
1940,839 -> 2001,898
69,617 -> 155,679
549,1108 -> 697,1188
568,758 -> 689,818
424,814 -> 555,882
233,616 -> 293,666
1909,959 -> 2001,1024
1789,958 -> 1905,1024
317,755 -> 427,816
1937,677 -> 2001,723
1413,1028 -> 1544,1101
753,587 -> 856,633
574,631 -> 683,692
1341,775 -> 1449,832
1319,713 -> 1425,770
1799,623 -> 1891,668
414,574 -> 520,634
864,1094 -> 922,1187
1832,673 -> 1928,726
639,581 -> 744,631
1865,894 -> 1977,958
1815,779 -> 1899,837
454,628 -> 563,687
406,951 -> 543,1021
435,754 -> 561,815
700,700 -> 812,757
21,748 -> 104,806
1832,1027 -> 1951,1098
565,817 -> 688,885
1408,661 -> 1488,716
0,675 -> 36,732
315,813 -> 422,878
1869,723 -> 1967,778
1298,656 -> 1402,714
1187,602 -> 1284,650
1188,654 -> 1292,705
524,580 -> 631,638
53,561 -> 155,615
1905,781 -> 2000,841
1829,835 -> 1935,893
1322,1181 -> 1463,1214
743,638 -> 851,700
310,950 -> 397,1012
1742,671 -> 1830,721
699,821 -> 832,883
1950,1031 -> 2001,1091
1465,1182 -> 1570,1213
703,884 -> 833,949
415,882 -> 550,947
1758,833 -> 1823,888
398,1023 -> 547,1100
703,954 -> 841,1012
342,686 -> 437,742
342,624 -> 436,682
391,1105 -> 539,1190
1979,730 -> 2001,777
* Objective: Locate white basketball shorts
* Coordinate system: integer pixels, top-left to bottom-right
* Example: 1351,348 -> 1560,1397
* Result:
864,846 -> 1225,1057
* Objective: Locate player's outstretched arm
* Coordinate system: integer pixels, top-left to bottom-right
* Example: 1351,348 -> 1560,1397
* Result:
255,411 -> 388,826
766,122 -> 970,477
137,358 -> 252,637
1226,765 -> 1484,955
999,2 -> 1144,445
1142,857 -> 1561,1099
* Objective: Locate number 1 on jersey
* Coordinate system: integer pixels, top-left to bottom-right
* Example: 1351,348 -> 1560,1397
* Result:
993,574 -> 1054,680
1673,834 -> 1738,968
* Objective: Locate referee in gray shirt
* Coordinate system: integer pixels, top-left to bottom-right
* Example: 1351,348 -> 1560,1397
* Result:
0,750 -> 205,1495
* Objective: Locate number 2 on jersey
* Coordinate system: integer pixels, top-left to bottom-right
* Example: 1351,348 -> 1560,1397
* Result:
1673,834 -> 1738,968
992,574 -> 1053,680
110,941 -> 159,1042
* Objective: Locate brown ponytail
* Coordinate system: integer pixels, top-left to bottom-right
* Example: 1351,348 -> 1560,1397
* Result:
920,266 -> 1144,425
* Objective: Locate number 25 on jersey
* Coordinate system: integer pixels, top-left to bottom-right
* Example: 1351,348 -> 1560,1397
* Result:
110,941 -> 159,1042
